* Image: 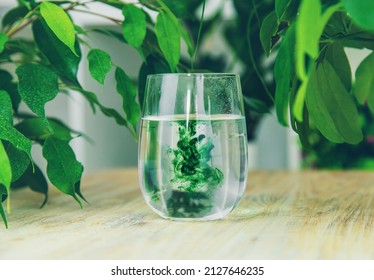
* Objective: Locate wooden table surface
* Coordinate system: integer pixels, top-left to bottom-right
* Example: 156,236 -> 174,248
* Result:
1,169 -> 374,260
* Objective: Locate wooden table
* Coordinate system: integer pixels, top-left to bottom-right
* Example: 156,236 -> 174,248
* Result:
1,169 -> 374,259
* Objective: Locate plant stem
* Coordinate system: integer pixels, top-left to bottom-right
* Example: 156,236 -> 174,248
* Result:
7,19 -> 37,38
71,8 -> 122,24
320,31 -> 370,44
5,1 -> 92,38
251,0 -> 261,25
138,0 -> 160,10
5,5 -> 39,37
191,0 -> 206,70
177,62 -> 190,72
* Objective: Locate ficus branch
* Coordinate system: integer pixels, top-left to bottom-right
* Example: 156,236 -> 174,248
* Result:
71,8 -> 122,24
5,5 -> 40,37
191,0 -> 206,70
246,8 -> 275,103
5,1 -> 94,38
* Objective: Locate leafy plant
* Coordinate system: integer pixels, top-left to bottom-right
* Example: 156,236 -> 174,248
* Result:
0,0 -> 202,228
184,0 -> 374,162
303,105 -> 374,169
260,0 -> 374,147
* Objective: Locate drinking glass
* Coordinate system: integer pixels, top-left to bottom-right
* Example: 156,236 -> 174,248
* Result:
138,73 -> 248,221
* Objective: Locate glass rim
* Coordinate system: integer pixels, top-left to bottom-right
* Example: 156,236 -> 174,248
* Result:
146,73 -> 239,79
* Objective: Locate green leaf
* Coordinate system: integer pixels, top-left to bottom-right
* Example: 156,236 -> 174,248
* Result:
0,90 -> 32,159
0,33 -> 9,54
324,42 -> 351,91
2,141 -> 30,182
296,1 -> 341,77
142,28 -> 163,59
160,0 -> 201,18
2,6 -> 29,28
275,0 -> 290,20
32,19 -> 81,87
293,0 -> 322,119
155,11 -> 181,72
260,11 -> 278,56
305,72 -> 343,143
296,0 -> 321,79
339,20 -> 374,50
74,87 -> 137,139
323,11 -> 350,38
354,51 -> 374,113
306,61 -> 363,144
40,2 -> 77,56
0,141 -> 11,201
0,70 -> 13,86
115,67 -> 141,134
342,0 -> 374,31
0,139 -> 11,228
2,38 -> 37,57
295,105 -> 312,150
122,4 -> 146,49
74,180 -> 87,203
274,25 -> 295,126
179,22 -> 194,57
74,24 -> 87,35
0,70 -> 21,112
15,118 -> 73,142
0,185 -> 8,228
42,137 -> 83,206
88,28 -> 126,43
294,1 -> 342,120
140,0 -> 202,18
275,0 -> 300,22
12,164 -> 48,208
17,0 -> 32,9
16,63 -> 59,128
0,90 -> 14,126
320,4 -> 344,34
289,77 -> 299,133
87,49 -> 112,85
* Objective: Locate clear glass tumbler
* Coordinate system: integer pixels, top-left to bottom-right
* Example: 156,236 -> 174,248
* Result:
138,73 -> 248,221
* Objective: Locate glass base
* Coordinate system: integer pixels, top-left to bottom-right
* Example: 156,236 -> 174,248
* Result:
149,206 -> 233,222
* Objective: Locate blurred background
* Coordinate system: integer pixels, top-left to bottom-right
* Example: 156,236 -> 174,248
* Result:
1,0 -> 373,173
